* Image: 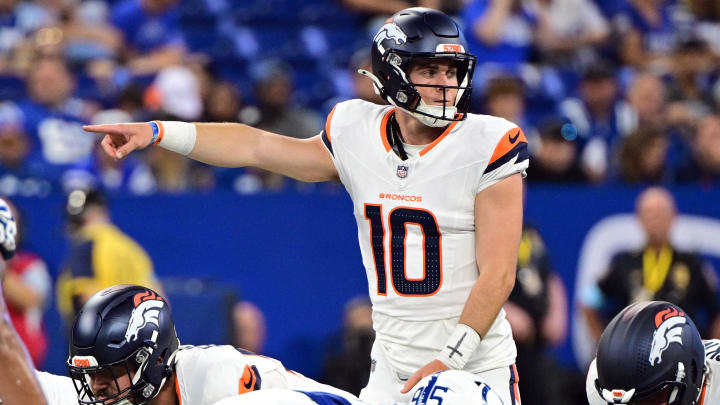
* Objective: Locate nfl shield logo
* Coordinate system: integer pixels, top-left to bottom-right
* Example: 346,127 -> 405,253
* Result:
396,165 -> 408,178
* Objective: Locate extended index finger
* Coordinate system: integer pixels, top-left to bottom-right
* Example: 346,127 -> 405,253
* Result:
83,124 -> 126,136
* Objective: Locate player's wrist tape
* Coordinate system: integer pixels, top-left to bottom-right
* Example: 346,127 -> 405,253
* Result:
149,121 -> 197,156
436,323 -> 482,370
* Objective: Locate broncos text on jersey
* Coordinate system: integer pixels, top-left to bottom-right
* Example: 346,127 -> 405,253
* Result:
321,99 -> 528,374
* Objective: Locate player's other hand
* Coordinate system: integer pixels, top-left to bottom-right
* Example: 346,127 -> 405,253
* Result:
83,123 -> 153,160
0,198 -> 17,261
400,359 -> 449,394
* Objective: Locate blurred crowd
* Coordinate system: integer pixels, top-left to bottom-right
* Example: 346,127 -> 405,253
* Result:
0,0 -> 719,197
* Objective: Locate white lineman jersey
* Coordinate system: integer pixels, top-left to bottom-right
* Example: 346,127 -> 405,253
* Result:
36,370 -> 77,405
586,339 -> 720,405
213,390 -> 372,405
175,345 -> 358,405
322,99 -> 528,363
35,345 -> 354,405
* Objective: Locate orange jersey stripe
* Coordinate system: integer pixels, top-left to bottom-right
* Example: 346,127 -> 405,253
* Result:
380,109 -> 395,152
512,363 -> 521,404
488,128 -> 526,166
325,105 -> 337,142
419,116 -> 461,157
175,375 -> 182,405
698,382 -> 708,405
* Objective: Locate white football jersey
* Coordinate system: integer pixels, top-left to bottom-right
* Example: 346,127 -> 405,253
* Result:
586,339 -> 720,405
213,389 -> 371,405
322,100 -> 528,365
35,345 -> 353,405
175,345 -> 358,405
36,370 -> 77,405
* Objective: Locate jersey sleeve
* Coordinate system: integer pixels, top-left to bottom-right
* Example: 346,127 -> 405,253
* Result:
476,125 -> 529,194
319,100 -> 367,188
213,390 -> 321,405
36,371 -> 78,405
176,346 -> 291,405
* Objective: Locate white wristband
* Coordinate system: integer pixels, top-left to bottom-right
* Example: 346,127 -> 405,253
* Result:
156,121 -> 197,156
436,323 -> 482,370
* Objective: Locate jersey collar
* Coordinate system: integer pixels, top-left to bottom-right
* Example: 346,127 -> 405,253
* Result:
380,108 -> 462,158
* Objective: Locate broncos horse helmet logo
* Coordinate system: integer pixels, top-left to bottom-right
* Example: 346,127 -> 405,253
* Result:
374,23 -> 407,46
649,307 -> 687,366
125,290 -> 165,343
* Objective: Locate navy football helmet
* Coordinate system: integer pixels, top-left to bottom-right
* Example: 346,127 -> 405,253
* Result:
359,7 -> 476,127
67,285 -> 179,405
594,301 -> 706,405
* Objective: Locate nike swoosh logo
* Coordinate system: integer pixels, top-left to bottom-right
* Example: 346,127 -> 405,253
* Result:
509,130 -> 520,144
242,373 -> 254,389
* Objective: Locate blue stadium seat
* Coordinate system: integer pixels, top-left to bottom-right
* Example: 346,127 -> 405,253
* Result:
297,0 -> 359,27
211,56 -> 253,96
247,26 -> 308,62
314,26 -> 365,67
234,0 -> 299,25
293,66 -> 336,111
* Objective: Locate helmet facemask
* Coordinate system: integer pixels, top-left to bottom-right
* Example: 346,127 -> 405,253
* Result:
595,364 -> 691,404
360,49 -> 476,128
69,344 -> 178,405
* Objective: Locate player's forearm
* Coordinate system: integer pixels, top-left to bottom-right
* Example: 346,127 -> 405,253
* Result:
466,174 -> 523,335
459,263 -> 516,336
191,124 -> 337,182
0,286 -> 47,405
189,123 -> 263,168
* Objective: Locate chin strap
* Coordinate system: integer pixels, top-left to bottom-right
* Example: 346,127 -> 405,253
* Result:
668,362 -> 685,405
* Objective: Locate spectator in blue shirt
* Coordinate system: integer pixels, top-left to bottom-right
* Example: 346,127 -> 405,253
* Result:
110,0 -> 186,76
15,57 -> 97,187
0,102 -> 53,197
559,63 -> 624,181
617,0 -> 684,68
462,0 -> 537,68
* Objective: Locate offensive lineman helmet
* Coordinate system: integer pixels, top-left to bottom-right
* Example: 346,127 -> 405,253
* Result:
68,285 -> 180,405
410,370 -> 505,405
359,7 -> 476,127
594,301 -> 706,405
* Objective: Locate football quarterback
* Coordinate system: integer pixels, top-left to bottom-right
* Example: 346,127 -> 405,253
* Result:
85,7 -> 527,404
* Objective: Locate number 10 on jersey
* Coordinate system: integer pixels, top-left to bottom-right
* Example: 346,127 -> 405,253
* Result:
364,204 -> 442,296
